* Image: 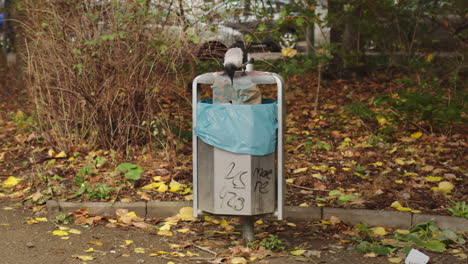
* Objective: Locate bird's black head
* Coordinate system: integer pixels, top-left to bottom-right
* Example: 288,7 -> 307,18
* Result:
224,63 -> 237,85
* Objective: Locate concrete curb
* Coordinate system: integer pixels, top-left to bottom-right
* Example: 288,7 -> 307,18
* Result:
46,201 -> 468,231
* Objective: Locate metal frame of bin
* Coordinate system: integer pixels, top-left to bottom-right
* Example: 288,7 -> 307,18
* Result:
192,71 -> 285,220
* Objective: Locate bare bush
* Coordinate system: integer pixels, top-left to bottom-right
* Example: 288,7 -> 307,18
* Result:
18,0 -> 192,150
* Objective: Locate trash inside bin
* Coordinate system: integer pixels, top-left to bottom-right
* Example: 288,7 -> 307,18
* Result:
194,98 -> 278,156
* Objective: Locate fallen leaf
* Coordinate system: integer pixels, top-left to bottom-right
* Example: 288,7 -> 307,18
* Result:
157,183 -> 168,192
35,217 -> 48,222
72,255 -> 94,261
68,229 -> 81,235
134,247 -> 145,254
395,159 -> 406,166
411,132 -> 423,139
157,230 -> 173,236
286,178 -> 295,184
424,176 -> 442,182
281,47 -> 297,58
371,227 -> 388,236
169,179 -> 185,192
394,229 -> 410,235
88,241 -> 103,246
299,202 -> 308,207
178,207 -> 194,221
55,151 -> 67,158
437,181 -> 454,193
177,228 -> 189,233
231,257 -> 248,264
293,167 -> 308,174
52,230 -> 69,236
290,249 -> 306,256
388,257 -> 402,263
125,240 -> 134,245
2,176 -> 21,188
84,248 -> 94,253
364,252 -> 378,258
330,216 -> 341,225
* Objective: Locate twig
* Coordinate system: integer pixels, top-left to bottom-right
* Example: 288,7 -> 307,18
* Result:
288,183 -> 330,192
190,243 -> 217,256
314,63 -> 322,113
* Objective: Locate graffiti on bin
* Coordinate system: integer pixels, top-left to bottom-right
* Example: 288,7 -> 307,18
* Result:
253,168 -> 273,194
218,162 -> 246,211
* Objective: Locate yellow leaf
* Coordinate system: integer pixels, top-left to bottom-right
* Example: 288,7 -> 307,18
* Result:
55,151 -> 67,158
84,248 -> 94,253
167,262 -> 175,264
157,183 -> 168,192
390,201 -> 412,211
125,240 -> 134,245
160,222 -> 174,231
411,209 -> 422,214
371,227 -> 388,236
395,159 -> 406,166
72,255 -> 94,261
125,211 -> 138,219
134,248 -> 145,254
394,229 -> 410,235
141,182 -> 162,190
27,219 -> 39,224
153,176 -> 162,181
177,228 -> 190,233
425,53 -> 434,62
184,194 -> 193,201
287,222 -> 296,227
364,252 -> 378,258
169,179 -> 185,192
231,257 -> 248,264
281,47 -> 297,58
293,167 -> 308,174
425,176 -> 443,183
178,207 -> 194,221
61,236 -> 70,240
68,229 -> 81,235
388,257 -> 402,263
376,116 -> 387,126
437,181 -> 454,193
286,178 -> 295,184
299,202 -> 308,207
290,249 -> 306,256
58,226 -> 69,230
372,162 -> 383,167
255,220 -> 264,225
316,203 -> 326,207
395,180 -> 403,184
157,230 -> 173,236
53,230 -> 69,236
342,167 -> 351,171
35,217 -> 48,222
3,176 -> 21,188
411,132 -> 423,139
169,243 -> 181,249
47,149 -> 56,157
186,251 -> 199,257
220,219 -> 229,228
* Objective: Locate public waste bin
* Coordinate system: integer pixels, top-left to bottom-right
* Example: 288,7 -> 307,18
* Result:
192,71 -> 285,220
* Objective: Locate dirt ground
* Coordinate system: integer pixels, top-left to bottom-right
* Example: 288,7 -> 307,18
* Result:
0,199 -> 464,264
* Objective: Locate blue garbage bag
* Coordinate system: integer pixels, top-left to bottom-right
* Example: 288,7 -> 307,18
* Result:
195,99 -> 277,156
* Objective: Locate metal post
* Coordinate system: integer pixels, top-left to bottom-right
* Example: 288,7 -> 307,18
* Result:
241,54 -> 255,242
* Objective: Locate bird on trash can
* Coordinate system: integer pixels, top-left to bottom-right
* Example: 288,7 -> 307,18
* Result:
223,41 -> 254,85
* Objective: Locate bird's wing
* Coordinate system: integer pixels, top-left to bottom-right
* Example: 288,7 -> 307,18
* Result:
224,48 -> 244,68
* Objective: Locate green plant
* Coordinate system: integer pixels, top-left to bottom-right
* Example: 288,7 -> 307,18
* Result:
54,212 -> 70,224
9,111 -> 35,132
448,201 -> 468,218
354,221 -> 466,257
73,182 -> 114,200
117,163 -> 143,180
259,235 -> 285,251
329,189 -> 358,204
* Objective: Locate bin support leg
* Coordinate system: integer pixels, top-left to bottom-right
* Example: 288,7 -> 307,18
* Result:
241,216 -> 255,242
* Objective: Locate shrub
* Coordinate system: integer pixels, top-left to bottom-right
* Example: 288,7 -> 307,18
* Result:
18,0 -> 192,150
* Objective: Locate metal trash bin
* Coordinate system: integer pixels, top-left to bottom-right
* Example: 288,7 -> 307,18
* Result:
192,71 -> 285,221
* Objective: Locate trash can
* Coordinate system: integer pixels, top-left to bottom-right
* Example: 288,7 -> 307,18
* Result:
192,71 -> 285,220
